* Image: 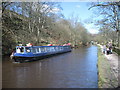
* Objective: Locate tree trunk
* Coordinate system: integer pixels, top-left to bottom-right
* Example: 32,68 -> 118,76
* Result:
117,3 -> 120,48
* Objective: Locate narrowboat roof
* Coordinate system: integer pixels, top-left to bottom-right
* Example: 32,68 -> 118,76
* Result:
16,46 -> 70,48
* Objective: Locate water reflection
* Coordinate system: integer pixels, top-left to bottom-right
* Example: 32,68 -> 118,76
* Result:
2,45 -> 98,88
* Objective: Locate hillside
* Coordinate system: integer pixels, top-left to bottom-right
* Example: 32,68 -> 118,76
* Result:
2,8 -> 90,55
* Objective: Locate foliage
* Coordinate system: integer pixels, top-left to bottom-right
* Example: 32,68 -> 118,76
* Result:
2,2 -> 91,55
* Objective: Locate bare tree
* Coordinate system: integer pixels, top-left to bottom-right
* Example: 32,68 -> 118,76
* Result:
89,2 -> 120,47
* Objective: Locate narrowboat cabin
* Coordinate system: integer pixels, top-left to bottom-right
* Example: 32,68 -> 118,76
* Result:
11,46 -> 71,62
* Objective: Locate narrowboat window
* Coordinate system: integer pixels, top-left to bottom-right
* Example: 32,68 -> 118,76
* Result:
20,47 -> 24,52
47,47 -> 50,52
32,48 -> 36,53
41,47 -> 44,52
16,48 -> 21,53
39,48 -> 41,53
57,47 -> 59,51
44,47 -> 47,52
36,48 -> 39,53
56,47 -> 58,51
54,47 -> 56,51
38,48 -> 40,52
16,47 -> 24,53
49,47 -> 52,51
60,47 -> 62,50
43,47 -> 45,52
26,47 -> 31,53
52,47 -> 55,51
46,47 -> 48,51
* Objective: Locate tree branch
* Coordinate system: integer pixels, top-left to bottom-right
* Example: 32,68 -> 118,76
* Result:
88,3 -> 118,10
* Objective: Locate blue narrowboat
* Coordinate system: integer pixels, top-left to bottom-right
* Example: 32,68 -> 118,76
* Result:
11,46 -> 71,62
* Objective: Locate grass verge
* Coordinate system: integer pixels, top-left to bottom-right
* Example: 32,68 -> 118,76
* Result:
97,46 -> 111,88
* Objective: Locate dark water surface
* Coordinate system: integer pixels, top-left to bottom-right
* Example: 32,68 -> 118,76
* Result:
2,45 -> 98,88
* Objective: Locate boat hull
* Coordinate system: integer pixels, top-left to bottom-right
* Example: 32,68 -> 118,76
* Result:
12,49 -> 71,62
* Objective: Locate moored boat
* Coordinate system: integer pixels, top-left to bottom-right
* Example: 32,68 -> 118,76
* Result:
11,46 -> 71,62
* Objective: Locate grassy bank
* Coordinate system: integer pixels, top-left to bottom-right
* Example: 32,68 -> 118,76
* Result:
97,46 -> 113,88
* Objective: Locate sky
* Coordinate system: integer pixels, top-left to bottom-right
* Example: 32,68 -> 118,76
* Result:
60,2 -> 99,34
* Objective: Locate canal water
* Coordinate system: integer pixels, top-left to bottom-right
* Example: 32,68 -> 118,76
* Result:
2,45 -> 98,88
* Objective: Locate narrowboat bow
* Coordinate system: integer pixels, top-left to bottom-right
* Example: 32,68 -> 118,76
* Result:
11,46 -> 71,62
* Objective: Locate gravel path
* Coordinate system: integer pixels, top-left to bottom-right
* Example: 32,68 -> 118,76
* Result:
105,53 -> 118,75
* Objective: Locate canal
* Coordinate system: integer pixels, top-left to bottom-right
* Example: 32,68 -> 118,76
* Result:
2,45 -> 98,88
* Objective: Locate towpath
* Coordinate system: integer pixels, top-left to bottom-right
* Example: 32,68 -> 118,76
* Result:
98,44 -> 119,88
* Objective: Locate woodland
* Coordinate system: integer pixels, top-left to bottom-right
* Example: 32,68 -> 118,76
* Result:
1,2 -> 120,55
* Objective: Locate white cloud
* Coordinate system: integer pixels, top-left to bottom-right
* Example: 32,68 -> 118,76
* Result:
50,7 -> 60,13
41,4 -> 60,13
76,5 -> 81,8
88,29 -> 99,34
84,24 -> 99,34
42,4 -> 49,9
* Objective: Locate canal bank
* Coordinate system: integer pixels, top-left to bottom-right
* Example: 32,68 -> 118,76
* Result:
97,45 -> 119,88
